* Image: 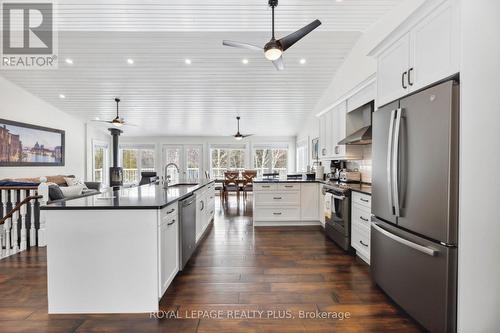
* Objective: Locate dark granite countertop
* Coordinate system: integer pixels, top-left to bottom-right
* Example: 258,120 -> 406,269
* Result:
41,180 -> 215,210
253,179 -> 321,184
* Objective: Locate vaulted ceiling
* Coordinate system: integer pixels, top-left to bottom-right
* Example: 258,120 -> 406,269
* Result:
0,0 -> 401,136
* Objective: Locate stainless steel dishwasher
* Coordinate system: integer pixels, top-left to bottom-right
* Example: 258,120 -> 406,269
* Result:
179,194 -> 196,270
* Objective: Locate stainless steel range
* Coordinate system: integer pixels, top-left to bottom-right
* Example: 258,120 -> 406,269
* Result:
322,183 -> 352,251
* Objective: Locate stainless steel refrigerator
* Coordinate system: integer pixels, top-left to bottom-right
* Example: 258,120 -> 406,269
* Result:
371,80 -> 459,333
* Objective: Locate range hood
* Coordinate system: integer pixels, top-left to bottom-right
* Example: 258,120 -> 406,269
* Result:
338,125 -> 372,145
338,100 -> 373,145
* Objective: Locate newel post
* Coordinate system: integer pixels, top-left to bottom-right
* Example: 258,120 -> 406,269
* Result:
37,177 -> 49,247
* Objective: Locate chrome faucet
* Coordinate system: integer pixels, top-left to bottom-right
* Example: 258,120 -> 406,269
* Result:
163,163 -> 180,189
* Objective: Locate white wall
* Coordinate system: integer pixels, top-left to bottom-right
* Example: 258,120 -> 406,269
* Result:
457,0 -> 500,331
118,135 -> 296,178
0,76 -> 86,180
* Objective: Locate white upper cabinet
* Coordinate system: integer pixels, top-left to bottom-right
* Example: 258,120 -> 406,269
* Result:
371,0 -> 459,107
376,34 -> 411,107
410,0 -> 459,92
331,102 -> 347,159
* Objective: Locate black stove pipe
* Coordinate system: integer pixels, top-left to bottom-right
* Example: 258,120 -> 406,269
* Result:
108,128 -> 123,187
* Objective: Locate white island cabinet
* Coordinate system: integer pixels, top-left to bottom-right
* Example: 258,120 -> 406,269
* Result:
253,181 -> 321,226
43,181 -> 214,314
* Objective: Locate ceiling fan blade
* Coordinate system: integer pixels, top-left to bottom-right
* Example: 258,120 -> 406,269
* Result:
241,134 -> 254,138
91,120 -> 113,124
223,40 -> 262,52
272,56 -> 285,71
278,19 -> 322,51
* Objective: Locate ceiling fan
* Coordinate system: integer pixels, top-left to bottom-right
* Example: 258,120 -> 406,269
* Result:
222,0 -> 321,71
92,98 -> 136,127
233,116 -> 253,140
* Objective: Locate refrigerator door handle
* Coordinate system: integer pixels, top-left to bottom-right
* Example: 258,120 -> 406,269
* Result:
387,109 -> 396,214
392,108 -> 402,217
372,222 -> 437,256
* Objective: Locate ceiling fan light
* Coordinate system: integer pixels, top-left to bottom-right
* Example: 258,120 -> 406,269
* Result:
264,40 -> 283,61
235,136 -> 243,141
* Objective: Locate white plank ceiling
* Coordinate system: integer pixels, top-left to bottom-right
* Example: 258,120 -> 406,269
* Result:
0,0 -> 401,136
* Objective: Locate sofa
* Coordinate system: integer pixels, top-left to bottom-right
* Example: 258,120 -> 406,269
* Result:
0,175 -> 102,203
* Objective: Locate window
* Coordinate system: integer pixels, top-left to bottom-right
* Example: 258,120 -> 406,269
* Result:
210,145 -> 246,179
92,141 -> 109,185
296,140 -> 308,173
253,145 -> 288,178
119,145 -> 156,184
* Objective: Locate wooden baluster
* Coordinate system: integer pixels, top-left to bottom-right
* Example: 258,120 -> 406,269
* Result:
11,190 -> 19,253
19,190 -> 27,251
37,177 -> 49,247
29,189 -> 37,247
1,190 -> 7,258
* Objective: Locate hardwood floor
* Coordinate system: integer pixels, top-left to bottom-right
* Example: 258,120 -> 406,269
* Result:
0,196 -> 424,332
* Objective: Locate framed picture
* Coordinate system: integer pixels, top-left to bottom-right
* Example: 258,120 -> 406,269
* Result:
311,137 -> 319,161
0,118 -> 65,166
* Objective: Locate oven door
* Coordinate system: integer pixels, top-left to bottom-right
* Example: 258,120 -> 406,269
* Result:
329,192 -> 349,236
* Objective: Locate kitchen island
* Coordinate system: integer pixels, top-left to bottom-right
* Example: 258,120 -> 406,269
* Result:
41,180 -> 215,314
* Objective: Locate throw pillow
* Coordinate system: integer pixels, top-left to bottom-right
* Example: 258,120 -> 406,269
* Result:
59,185 -> 84,198
48,185 -> 65,201
64,177 -> 88,189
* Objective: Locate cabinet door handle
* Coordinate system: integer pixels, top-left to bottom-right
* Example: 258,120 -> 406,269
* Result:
284,185 -> 294,188
359,240 -> 368,247
360,198 -> 369,203
210,211 -> 214,215
167,219 -> 176,226
262,185 -> 271,188
402,71 -> 408,89
166,208 -> 175,214
273,212 -> 282,215
273,197 -> 282,200
408,67 -> 414,86
360,216 -> 369,222
200,201 -> 204,211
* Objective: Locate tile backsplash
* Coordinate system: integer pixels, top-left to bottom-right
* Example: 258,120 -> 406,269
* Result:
345,145 -> 372,184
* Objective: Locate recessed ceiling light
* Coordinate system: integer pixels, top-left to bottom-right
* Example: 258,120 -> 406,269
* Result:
336,0 -> 343,2
127,58 -> 134,65
65,58 -> 73,65
185,59 -> 192,65
59,94 -> 66,99
300,58 -> 307,65
94,117 -> 100,121
242,58 -> 249,64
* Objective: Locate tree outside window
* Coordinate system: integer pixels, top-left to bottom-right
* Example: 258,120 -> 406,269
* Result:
210,148 -> 245,179
253,148 -> 288,177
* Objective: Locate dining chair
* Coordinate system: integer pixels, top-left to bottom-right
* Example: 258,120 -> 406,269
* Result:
223,171 -> 240,204
241,170 -> 257,201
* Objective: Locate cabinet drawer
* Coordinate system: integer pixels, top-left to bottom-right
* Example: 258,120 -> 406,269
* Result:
254,183 -> 277,191
351,203 -> 371,229
352,192 -> 371,208
351,223 -> 370,260
254,192 -> 300,206
161,203 -> 178,220
254,207 -> 300,221
277,183 -> 300,191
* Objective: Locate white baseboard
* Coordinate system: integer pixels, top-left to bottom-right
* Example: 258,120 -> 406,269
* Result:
253,220 -> 321,227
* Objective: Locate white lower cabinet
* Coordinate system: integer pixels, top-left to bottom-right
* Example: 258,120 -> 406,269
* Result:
300,183 -> 320,221
253,183 -> 321,226
195,182 -> 215,243
351,192 -> 372,264
159,202 -> 179,297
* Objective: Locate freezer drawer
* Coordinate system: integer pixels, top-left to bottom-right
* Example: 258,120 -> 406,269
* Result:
371,220 -> 456,333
